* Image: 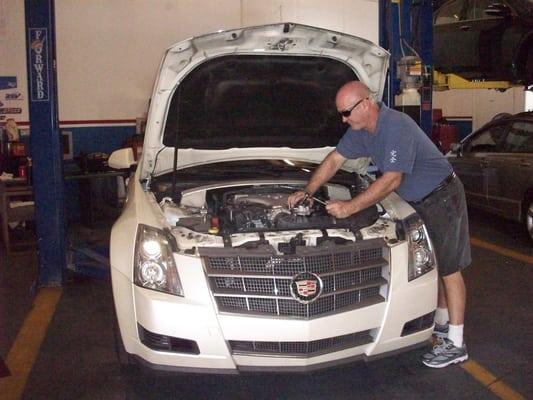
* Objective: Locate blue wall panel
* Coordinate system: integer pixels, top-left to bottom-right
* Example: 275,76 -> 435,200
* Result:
64,125 -> 135,157
62,125 -> 135,222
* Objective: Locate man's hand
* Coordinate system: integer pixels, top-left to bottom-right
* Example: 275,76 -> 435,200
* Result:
286,151 -> 346,209
288,190 -> 310,208
325,200 -> 356,219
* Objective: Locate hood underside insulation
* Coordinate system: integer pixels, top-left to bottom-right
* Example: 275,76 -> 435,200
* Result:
163,55 -> 357,149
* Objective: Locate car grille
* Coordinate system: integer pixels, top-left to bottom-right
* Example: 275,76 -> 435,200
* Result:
200,238 -> 389,319
229,329 -> 374,357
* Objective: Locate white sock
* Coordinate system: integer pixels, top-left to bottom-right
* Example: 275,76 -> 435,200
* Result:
435,307 -> 449,325
448,324 -> 464,347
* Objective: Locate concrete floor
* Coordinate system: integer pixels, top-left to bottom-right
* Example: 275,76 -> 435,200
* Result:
1,209 -> 532,400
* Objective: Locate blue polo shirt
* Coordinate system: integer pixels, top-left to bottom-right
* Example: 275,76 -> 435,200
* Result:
336,103 -> 452,202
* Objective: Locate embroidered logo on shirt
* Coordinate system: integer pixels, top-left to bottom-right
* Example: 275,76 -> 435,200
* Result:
389,150 -> 397,164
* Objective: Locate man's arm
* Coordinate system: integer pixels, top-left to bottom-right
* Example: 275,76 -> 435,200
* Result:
287,150 -> 346,207
326,171 -> 403,218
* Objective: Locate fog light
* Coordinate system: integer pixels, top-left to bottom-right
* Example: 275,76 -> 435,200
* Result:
138,324 -> 200,354
401,311 -> 435,336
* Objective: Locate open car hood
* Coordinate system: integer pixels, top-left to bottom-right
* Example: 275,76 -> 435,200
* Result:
140,23 -> 389,182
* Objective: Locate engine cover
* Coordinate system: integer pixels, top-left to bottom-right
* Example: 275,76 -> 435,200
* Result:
221,187 -> 379,233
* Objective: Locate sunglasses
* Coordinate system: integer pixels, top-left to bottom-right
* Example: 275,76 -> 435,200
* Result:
338,97 -> 367,118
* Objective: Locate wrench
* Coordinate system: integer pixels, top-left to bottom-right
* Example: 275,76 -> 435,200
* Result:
309,195 -> 327,206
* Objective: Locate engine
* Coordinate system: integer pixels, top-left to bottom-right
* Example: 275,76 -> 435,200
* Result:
224,190 -> 320,232
217,186 -> 374,233
163,184 -> 379,236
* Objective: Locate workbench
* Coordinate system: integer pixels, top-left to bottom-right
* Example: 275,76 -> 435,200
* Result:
0,180 -> 34,253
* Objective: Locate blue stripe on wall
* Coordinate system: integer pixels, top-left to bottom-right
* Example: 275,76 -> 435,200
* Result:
63,125 -> 136,156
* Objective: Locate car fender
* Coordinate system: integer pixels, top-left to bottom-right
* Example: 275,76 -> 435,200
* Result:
523,186 -> 533,221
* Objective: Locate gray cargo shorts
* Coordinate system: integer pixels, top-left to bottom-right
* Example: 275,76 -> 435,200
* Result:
410,175 -> 471,277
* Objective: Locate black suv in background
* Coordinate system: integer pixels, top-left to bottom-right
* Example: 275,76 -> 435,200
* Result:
448,112 -> 533,241
433,0 -> 533,86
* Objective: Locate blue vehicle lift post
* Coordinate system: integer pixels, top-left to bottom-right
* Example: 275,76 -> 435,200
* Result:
379,0 -> 434,136
25,0 -> 66,286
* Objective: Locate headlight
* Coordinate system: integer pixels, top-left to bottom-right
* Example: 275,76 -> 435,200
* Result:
403,213 -> 436,281
134,224 -> 183,296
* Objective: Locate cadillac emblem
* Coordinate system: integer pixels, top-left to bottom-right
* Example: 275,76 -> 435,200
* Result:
290,272 -> 323,304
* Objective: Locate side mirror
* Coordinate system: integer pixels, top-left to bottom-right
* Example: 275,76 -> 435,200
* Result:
450,142 -> 462,155
108,148 -> 136,169
484,3 -> 510,17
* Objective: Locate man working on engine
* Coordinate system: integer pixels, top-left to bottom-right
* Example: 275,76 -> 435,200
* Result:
288,81 -> 471,368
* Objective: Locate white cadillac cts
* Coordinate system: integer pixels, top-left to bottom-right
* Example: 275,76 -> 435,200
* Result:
109,23 -> 438,373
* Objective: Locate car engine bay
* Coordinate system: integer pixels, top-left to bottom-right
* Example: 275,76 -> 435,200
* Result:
146,160 -> 397,253
155,182 -> 381,237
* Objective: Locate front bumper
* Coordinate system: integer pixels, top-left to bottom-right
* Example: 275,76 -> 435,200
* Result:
112,241 -> 438,373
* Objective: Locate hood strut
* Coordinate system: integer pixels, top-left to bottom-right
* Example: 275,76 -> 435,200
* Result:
171,87 -> 182,201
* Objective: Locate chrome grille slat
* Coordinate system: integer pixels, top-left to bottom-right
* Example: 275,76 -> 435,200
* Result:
211,277 -> 387,298
214,291 -> 294,300
229,330 -> 374,357
207,258 -> 386,278
200,239 -> 389,319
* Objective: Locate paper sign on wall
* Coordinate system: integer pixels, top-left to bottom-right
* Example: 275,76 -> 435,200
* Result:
0,77 -> 17,90
5,92 -> 23,101
0,108 -> 22,114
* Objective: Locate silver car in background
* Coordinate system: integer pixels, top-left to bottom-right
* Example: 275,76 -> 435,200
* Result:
448,112 -> 533,241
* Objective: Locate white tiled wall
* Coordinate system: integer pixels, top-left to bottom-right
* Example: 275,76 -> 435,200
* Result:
0,0 -> 29,122
1,0 -> 378,123
1,0 -> 526,129
433,87 -> 526,131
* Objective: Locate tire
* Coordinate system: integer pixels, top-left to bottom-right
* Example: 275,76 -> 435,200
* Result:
524,43 -> 533,87
527,201 -> 533,242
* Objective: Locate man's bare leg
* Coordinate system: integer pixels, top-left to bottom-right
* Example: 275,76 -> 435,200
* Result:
442,271 -> 466,346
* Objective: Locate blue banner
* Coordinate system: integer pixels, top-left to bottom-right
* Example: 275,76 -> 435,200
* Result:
0,76 -> 17,90
28,28 -> 50,101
